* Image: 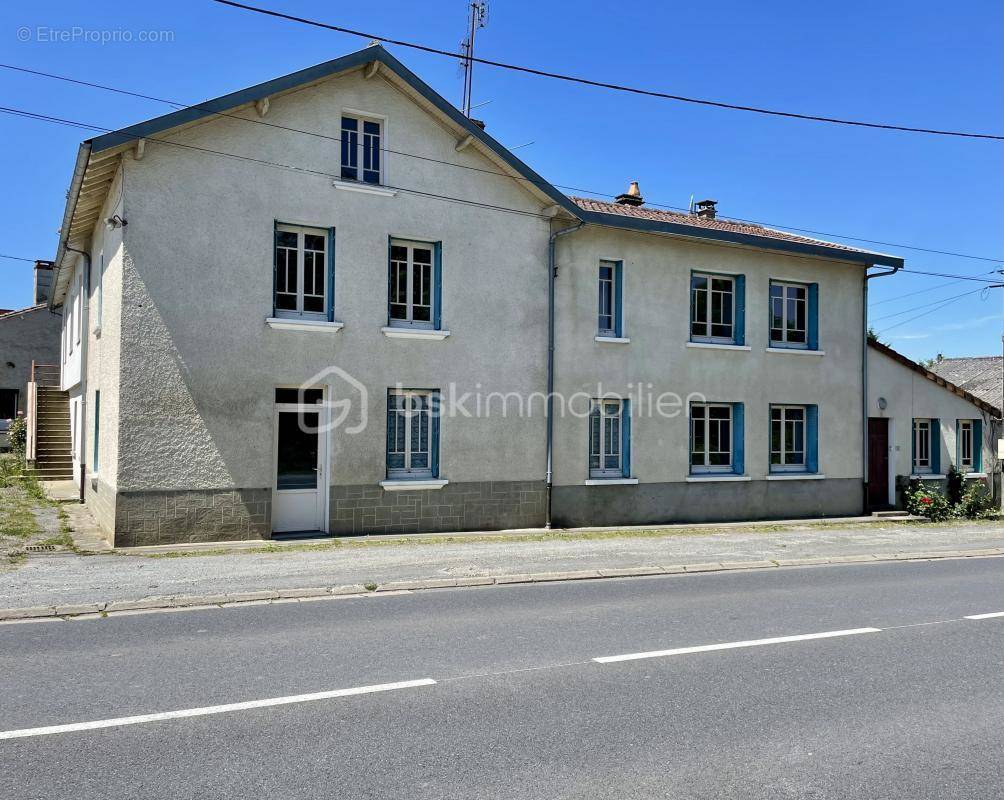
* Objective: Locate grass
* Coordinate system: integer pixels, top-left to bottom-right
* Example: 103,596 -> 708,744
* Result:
129,514 -> 1004,560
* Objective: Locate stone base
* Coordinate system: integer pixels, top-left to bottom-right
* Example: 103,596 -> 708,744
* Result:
551,478 -> 864,528
110,488 -> 271,547
330,480 -> 546,535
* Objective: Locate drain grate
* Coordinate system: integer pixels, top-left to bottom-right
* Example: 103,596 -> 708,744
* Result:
25,544 -> 58,553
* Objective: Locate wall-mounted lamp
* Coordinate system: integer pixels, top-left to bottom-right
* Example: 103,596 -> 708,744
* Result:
105,215 -> 128,231
877,397 -> 888,411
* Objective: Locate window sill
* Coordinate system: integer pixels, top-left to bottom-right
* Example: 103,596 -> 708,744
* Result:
331,180 -> 397,197
266,318 -> 344,332
381,327 -> 451,340
766,347 -> 824,356
765,473 -> 825,481
583,478 -> 639,486
595,336 -> 631,344
910,474 -> 946,480
379,479 -> 449,491
686,341 -> 751,352
964,472 -> 987,479
686,474 -> 751,482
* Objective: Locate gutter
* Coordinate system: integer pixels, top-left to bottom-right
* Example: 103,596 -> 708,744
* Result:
545,221 -> 586,528
862,262 -> 901,509
50,143 -> 92,311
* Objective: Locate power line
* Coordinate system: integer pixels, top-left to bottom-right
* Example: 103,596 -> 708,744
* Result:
2,102 -> 1000,290
3,63 -> 1003,265
210,0 -> 1004,142
870,287 -> 985,323
0,253 -> 34,262
878,290 -> 996,335
898,268 -> 1002,283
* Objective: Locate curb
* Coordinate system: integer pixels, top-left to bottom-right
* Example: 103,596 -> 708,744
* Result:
3,547 -> 1003,623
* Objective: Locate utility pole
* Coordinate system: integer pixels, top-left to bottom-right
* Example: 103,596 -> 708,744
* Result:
460,1 -> 489,117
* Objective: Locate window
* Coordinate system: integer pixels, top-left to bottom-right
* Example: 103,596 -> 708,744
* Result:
597,260 -> 623,337
589,398 -> 630,479
690,403 -> 734,473
691,273 -> 744,344
341,115 -> 382,184
0,389 -> 18,420
387,389 -> 439,479
274,224 -> 331,320
389,240 -> 440,329
92,391 -> 100,474
770,405 -> 818,473
770,281 -> 818,349
912,418 -> 938,474
93,251 -> 103,331
75,272 -> 82,346
957,419 -> 982,473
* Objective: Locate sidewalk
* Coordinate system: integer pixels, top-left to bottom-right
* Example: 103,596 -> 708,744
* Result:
2,513 -> 1003,617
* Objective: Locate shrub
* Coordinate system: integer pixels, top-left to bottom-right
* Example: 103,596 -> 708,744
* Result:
960,481 -> 998,519
905,483 -> 951,521
7,416 -> 26,459
946,464 -> 965,507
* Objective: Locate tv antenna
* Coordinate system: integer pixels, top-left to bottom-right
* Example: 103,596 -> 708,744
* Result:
460,1 -> 489,117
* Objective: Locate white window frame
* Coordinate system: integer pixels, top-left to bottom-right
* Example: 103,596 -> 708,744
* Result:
75,272 -> 82,347
93,250 -> 104,333
387,389 -> 435,479
769,280 -> 808,348
597,260 -> 619,337
691,273 -> 735,343
913,419 -> 932,473
959,420 -> 974,471
589,398 -> 625,479
389,239 -> 436,329
274,224 -> 328,321
691,403 -> 733,473
770,405 -> 807,472
340,111 -> 384,185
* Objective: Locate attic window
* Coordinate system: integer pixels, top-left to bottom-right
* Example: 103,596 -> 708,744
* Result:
341,115 -> 382,185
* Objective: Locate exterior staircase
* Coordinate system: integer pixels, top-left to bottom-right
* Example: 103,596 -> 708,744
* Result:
28,364 -> 74,482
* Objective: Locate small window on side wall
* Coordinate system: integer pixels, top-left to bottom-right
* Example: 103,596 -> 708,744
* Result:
341,115 -> 382,185
274,224 -> 332,320
597,260 -> 623,338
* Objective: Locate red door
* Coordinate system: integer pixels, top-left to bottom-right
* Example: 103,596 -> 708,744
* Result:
867,418 -> 890,509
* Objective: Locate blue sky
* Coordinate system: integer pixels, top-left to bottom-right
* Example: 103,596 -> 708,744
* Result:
1,0 -> 1001,360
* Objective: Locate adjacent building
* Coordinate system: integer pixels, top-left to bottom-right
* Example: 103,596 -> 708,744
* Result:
45,43 -> 994,547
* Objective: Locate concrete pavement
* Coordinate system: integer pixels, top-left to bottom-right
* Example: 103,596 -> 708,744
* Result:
2,557 -> 1004,798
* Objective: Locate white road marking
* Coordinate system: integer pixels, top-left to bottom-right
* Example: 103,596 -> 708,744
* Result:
593,628 -> 882,663
0,678 -> 437,740
965,611 -> 1004,620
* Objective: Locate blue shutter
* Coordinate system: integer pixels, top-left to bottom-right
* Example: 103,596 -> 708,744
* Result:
911,420 -> 917,471
974,418 -> 983,473
272,221 -> 278,317
955,420 -> 962,469
431,391 -> 441,478
327,227 -> 336,322
621,399 -> 631,478
734,274 -> 746,346
733,403 -> 745,475
930,418 -> 941,473
434,242 -> 443,331
808,283 -> 819,350
806,405 -> 819,473
614,262 -> 624,338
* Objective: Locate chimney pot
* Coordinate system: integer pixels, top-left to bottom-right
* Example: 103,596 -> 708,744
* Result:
615,181 -> 644,207
694,199 -> 717,220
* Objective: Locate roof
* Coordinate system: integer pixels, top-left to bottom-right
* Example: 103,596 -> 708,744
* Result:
929,356 -> 1003,411
0,304 -> 48,321
49,43 -> 904,306
571,197 -> 902,267
868,339 -> 1001,417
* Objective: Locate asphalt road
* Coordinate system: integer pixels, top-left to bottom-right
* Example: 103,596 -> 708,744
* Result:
3,558 -> 1004,798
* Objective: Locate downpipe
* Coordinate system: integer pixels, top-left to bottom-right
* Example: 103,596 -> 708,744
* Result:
545,221 -> 585,529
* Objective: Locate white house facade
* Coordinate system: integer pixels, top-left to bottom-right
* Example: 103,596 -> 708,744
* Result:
44,45 -> 929,547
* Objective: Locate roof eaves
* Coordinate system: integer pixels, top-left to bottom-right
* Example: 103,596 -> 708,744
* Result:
577,208 -> 904,268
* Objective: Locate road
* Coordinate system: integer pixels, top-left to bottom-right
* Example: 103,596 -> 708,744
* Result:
3,558 -> 1004,798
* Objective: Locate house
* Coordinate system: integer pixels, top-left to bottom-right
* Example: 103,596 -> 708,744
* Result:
930,355 -> 1003,412
42,44 -> 916,547
0,261 -> 61,452
866,339 -> 999,508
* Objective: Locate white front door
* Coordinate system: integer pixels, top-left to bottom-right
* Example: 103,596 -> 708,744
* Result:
273,402 -> 326,533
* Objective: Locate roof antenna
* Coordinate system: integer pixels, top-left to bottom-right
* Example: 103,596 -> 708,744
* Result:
460,1 -> 489,117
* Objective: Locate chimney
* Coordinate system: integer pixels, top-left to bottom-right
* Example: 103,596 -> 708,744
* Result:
33,260 -> 54,305
615,181 -> 644,207
694,199 -> 717,220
